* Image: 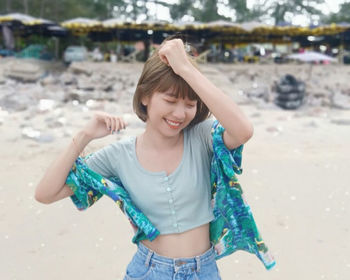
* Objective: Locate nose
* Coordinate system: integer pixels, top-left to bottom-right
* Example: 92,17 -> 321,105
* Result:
172,102 -> 186,120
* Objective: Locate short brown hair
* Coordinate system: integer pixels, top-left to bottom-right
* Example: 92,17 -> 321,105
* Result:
133,36 -> 210,128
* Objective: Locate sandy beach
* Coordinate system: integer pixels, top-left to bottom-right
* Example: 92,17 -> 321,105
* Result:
1,61 -> 350,280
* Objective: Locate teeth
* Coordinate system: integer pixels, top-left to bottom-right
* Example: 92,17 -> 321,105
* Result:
166,119 -> 181,126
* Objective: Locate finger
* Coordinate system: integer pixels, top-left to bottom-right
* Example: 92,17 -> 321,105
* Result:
159,54 -> 169,65
110,117 -> 117,133
105,117 -> 111,131
158,48 -> 169,65
120,118 -> 126,129
116,118 -> 123,130
112,117 -> 119,131
118,117 -> 126,129
117,117 -> 124,130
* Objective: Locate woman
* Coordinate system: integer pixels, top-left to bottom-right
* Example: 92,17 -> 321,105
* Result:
35,36 -> 253,279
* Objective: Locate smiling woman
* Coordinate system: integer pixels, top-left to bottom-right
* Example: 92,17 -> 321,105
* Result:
35,34 -> 255,280
141,90 -> 198,134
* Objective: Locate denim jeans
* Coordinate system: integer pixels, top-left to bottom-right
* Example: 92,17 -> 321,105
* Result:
123,241 -> 222,280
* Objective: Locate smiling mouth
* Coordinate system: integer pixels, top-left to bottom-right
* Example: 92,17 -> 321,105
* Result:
165,118 -> 182,128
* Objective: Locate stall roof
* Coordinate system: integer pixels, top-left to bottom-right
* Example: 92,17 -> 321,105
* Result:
1,13 -> 349,43
0,13 -> 53,25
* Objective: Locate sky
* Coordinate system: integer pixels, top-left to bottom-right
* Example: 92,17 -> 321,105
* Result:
145,0 -> 347,26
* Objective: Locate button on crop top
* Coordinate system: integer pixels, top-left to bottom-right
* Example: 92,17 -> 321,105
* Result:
85,119 -> 215,234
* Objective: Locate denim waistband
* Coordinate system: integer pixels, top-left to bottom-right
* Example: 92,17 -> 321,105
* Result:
136,241 -> 215,273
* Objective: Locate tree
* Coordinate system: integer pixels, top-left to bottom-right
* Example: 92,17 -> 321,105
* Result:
112,0 -> 148,21
0,0 -> 116,22
265,0 -> 324,25
170,0 -> 238,22
169,0 -> 194,21
324,2 -> 350,24
227,0 -> 266,22
192,0 -> 227,22
0,0 -> 329,26
169,0 -> 264,23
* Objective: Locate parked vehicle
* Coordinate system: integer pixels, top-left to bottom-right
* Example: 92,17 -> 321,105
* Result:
63,46 -> 88,64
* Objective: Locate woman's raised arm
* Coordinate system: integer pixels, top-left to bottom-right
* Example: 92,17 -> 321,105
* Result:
34,112 -> 126,204
158,39 -> 253,150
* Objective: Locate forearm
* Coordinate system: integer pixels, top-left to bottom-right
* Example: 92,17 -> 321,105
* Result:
35,130 -> 92,203
181,66 -> 253,143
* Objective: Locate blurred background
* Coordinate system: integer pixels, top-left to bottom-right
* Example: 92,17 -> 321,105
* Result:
1,1 -> 350,280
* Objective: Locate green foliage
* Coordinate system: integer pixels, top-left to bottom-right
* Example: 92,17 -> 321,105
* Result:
0,0 -> 115,21
112,0 -> 148,21
323,3 -> 350,24
0,0 -> 329,25
192,0 -> 227,22
168,0 -> 326,24
169,0 -> 194,21
267,0 -> 324,25
170,0 -> 242,22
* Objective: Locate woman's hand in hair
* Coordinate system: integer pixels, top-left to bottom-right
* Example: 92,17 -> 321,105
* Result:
158,39 -> 194,75
81,111 -> 127,140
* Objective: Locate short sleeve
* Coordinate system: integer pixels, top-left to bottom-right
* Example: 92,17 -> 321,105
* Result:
189,118 -> 215,153
66,142 -> 121,211
84,142 -> 119,179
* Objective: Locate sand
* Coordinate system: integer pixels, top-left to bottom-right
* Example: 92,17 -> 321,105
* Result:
1,62 -> 350,280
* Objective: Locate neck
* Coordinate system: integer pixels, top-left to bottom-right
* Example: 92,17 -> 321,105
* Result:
140,124 -> 183,151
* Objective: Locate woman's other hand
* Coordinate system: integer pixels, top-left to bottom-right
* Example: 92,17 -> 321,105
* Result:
82,111 -> 127,140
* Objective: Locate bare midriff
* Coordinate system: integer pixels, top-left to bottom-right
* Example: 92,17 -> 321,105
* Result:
140,223 -> 211,258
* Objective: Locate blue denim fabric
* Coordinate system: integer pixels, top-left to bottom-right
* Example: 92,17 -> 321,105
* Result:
123,242 -> 222,280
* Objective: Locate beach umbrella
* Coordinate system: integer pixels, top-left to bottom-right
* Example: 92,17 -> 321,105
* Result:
240,21 -> 272,33
205,20 -> 245,37
0,13 -> 36,24
0,13 -> 53,25
61,17 -> 101,26
172,20 -> 203,30
102,18 -> 133,29
61,18 -> 102,33
206,20 -> 243,29
287,51 -> 337,79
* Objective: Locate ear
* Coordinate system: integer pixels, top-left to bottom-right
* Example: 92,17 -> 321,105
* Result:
141,95 -> 149,106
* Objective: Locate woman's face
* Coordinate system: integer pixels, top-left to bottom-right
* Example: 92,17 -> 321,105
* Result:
142,88 -> 197,136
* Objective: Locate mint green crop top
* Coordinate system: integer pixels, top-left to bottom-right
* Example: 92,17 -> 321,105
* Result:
85,118 -> 215,234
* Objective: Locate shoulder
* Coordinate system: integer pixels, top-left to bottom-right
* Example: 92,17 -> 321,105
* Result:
185,118 -> 215,153
83,136 -> 135,177
110,136 -> 134,150
88,136 -> 134,159
186,118 -> 215,135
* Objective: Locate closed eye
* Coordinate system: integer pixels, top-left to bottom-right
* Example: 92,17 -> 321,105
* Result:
164,98 -> 176,103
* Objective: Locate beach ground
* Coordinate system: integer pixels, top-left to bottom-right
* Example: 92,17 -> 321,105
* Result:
1,62 -> 350,280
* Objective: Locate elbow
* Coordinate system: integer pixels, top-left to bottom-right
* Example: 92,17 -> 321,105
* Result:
34,194 -> 49,204
241,123 -> 254,143
34,188 -> 51,204
246,123 -> 254,140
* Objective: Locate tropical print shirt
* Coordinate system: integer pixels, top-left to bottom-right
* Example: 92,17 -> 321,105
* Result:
66,120 -> 276,270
